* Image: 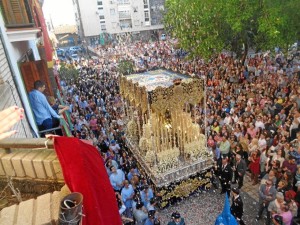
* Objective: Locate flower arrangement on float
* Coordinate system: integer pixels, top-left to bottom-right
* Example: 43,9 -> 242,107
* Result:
145,150 -> 156,164
139,137 -> 150,156
126,120 -> 138,137
184,133 -> 207,161
157,147 -> 180,173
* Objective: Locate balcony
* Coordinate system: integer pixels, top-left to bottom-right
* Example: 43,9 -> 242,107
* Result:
0,138 -> 69,224
0,0 -> 35,28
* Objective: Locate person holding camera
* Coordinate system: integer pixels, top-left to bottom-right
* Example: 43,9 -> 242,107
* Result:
272,215 -> 283,225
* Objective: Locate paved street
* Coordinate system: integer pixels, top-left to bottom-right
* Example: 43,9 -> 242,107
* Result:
158,173 -> 265,225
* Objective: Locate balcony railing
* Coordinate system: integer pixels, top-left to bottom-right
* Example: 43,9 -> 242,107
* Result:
0,0 -> 35,28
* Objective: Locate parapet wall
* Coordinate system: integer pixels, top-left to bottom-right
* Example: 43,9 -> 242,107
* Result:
0,138 -> 64,181
0,138 -> 65,202
0,138 -> 68,225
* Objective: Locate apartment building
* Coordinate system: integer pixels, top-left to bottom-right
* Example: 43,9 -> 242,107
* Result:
73,0 -> 165,45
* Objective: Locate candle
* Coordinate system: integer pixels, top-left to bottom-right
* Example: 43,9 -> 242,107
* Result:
165,126 -> 168,149
160,116 -> 164,152
169,128 -> 172,149
137,113 -> 141,139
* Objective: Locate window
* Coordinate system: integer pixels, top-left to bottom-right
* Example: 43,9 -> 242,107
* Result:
119,10 -> 131,19
97,0 -> 103,5
120,19 -> 132,29
143,0 -> 148,8
101,24 -> 106,31
110,9 -> 116,16
117,0 -> 129,4
99,15 -> 105,20
98,8 -> 104,14
144,11 -> 150,22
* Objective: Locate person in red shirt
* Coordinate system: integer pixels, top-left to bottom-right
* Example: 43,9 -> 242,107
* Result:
249,150 -> 261,185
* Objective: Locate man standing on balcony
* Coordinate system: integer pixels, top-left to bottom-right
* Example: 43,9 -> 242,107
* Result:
29,80 -> 60,134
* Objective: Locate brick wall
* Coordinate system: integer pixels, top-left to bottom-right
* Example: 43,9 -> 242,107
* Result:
0,139 -> 68,225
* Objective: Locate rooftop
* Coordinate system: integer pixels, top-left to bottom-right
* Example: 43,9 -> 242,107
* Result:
53,25 -> 77,35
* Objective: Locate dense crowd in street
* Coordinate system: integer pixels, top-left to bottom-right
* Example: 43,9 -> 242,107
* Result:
53,39 -> 300,225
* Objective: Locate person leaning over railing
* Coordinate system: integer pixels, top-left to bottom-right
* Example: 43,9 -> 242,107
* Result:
28,80 -> 61,133
48,96 -> 70,115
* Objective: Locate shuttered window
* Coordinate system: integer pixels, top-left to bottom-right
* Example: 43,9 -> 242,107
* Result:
0,0 -> 34,28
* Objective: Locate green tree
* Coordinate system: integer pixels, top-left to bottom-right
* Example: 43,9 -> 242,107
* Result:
164,0 -> 300,62
59,63 -> 79,84
117,59 -> 134,75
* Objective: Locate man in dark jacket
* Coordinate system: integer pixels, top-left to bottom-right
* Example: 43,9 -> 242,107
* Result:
219,156 -> 233,196
233,154 -> 247,189
230,187 -> 245,225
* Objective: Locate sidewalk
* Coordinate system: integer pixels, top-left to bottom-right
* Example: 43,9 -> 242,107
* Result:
240,172 -> 260,202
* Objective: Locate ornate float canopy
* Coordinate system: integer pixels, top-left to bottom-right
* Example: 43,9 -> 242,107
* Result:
120,69 -> 212,187
120,69 -> 204,114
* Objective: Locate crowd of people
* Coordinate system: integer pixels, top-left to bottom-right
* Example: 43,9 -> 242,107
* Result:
45,39 -> 300,225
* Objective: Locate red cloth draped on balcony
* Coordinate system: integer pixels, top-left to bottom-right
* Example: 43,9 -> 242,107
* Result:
54,136 -> 122,225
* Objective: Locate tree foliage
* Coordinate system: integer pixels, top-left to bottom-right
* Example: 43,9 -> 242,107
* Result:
117,59 -> 134,75
164,0 -> 300,60
59,63 -> 79,84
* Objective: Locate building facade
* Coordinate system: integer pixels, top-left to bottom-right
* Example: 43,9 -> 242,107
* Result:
73,0 -> 165,46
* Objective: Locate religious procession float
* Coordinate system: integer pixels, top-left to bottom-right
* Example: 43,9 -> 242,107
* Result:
120,69 -> 214,207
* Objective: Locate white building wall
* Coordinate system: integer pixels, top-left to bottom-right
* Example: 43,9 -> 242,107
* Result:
76,0 -> 163,38
10,41 -> 31,59
77,0 -> 101,37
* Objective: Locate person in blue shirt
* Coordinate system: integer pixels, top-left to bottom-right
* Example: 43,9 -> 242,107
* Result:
109,166 -> 125,191
140,185 -> 154,207
28,80 -> 60,132
127,166 -> 140,182
121,180 -> 135,218
144,210 -> 158,225
146,198 -> 157,211
133,202 -> 148,225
